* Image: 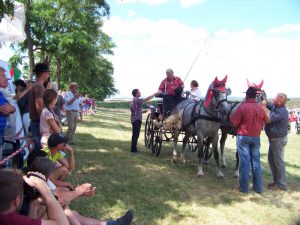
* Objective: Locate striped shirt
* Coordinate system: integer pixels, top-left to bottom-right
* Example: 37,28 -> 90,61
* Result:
230,98 -> 266,137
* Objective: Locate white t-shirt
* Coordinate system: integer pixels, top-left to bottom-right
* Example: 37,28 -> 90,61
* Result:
189,88 -> 201,101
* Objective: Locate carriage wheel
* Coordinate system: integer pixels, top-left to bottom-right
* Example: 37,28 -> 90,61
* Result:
203,137 -> 213,161
188,136 -> 198,152
152,128 -> 162,156
144,114 -> 153,149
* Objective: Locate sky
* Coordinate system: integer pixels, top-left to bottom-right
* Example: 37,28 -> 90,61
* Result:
1,0 -> 300,98
102,0 -> 300,98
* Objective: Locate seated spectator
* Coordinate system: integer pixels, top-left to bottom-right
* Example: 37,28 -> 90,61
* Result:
0,169 -> 69,225
14,79 -> 31,136
25,157 -> 134,225
188,80 -> 201,101
43,133 -> 75,190
40,89 -> 62,148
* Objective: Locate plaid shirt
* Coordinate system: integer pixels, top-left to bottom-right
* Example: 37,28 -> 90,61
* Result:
130,97 -> 143,123
230,98 -> 266,137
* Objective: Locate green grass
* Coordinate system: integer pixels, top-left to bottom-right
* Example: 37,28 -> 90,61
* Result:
67,107 -> 300,225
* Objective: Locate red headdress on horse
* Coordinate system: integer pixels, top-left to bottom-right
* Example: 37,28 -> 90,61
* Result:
247,79 -> 264,94
205,75 -> 227,107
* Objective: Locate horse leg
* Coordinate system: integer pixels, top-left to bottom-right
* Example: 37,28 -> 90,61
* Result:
171,130 -> 180,163
181,132 -> 190,164
212,133 -> 224,179
234,150 -> 239,178
220,130 -> 228,168
197,135 -> 204,177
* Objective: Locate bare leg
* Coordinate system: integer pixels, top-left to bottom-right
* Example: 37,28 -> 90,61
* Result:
52,166 -> 69,181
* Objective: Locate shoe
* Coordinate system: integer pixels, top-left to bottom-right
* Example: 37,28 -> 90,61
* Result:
267,181 -> 276,187
114,210 -> 133,225
268,185 -> 287,191
131,150 -> 139,154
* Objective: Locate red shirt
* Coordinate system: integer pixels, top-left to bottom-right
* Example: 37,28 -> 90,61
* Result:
230,98 -> 266,137
289,114 -> 297,122
159,76 -> 183,96
0,212 -> 41,225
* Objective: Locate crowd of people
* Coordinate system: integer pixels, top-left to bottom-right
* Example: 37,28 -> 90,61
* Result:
0,63 -> 133,225
130,68 -> 291,194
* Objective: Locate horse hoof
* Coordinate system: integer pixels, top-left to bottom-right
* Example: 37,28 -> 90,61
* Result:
197,172 -> 204,177
171,157 -> 177,164
221,164 -> 227,168
233,172 -> 239,178
217,172 -> 224,179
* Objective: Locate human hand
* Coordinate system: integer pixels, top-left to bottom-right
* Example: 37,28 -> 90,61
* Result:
0,103 -> 14,115
261,100 -> 267,108
75,183 -> 96,197
63,144 -> 73,153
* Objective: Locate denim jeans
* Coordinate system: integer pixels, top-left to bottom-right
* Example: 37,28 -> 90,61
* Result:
30,120 -> 41,152
268,136 -> 288,189
237,135 -> 263,193
131,120 -> 141,152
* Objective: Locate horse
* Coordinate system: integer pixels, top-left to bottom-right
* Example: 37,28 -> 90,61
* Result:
216,79 -> 266,177
169,75 -> 230,178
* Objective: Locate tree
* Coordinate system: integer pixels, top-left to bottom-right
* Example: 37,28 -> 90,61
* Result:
0,0 -> 14,23
16,0 -> 117,99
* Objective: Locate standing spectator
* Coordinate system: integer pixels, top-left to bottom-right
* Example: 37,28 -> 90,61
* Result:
28,63 -> 50,152
14,79 -> 30,135
40,89 -> 62,148
230,87 -> 267,193
262,93 -> 289,191
51,81 -> 65,122
0,67 -> 16,159
289,111 -> 297,134
64,82 -> 79,145
0,169 -> 69,225
130,89 -> 158,153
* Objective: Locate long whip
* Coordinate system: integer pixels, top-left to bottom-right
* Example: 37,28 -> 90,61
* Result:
183,34 -> 213,82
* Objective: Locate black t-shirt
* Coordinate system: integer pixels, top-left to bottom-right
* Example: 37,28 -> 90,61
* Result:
17,91 -> 29,115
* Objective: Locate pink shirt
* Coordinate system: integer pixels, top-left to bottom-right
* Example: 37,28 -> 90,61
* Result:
40,108 -> 54,138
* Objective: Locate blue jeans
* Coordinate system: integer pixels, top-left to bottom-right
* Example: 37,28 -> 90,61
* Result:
237,135 -> 263,193
30,120 -> 41,152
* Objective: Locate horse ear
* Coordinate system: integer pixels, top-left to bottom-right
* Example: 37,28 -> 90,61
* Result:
247,78 -> 251,87
214,76 -> 219,85
257,80 -> 264,89
221,75 -> 227,83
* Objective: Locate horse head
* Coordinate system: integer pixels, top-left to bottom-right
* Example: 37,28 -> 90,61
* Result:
246,79 -> 267,103
204,75 -> 229,114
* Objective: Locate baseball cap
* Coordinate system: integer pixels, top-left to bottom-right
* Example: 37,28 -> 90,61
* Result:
70,82 -> 78,86
47,133 -> 69,147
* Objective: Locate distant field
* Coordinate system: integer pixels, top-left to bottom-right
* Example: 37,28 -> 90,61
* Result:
68,107 -> 300,225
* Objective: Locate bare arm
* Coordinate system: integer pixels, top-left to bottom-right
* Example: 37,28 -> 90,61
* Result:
58,145 -> 75,171
143,92 -> 159,102
23,172 -> 69,225
47,118 -> 62,133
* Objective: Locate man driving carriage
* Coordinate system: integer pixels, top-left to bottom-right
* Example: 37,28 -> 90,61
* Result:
157,68 -> 184,116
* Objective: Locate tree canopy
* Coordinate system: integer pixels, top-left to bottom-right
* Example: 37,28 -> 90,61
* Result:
12,0 -> 117,100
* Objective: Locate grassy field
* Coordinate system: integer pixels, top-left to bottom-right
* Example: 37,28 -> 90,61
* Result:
67,107 -> 300,225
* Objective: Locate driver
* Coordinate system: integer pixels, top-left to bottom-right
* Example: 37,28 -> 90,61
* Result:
157,68 -> 184,116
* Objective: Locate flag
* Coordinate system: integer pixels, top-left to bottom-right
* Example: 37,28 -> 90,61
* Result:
9,65 -> 22,81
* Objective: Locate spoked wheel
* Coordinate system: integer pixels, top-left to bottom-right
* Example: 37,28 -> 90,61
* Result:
152,128 -> 162,156
188,136 -> 198,152
144,114 -> 154,149
203,137 -> 213,161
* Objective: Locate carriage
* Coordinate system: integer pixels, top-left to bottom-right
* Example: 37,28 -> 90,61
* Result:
143,99 -> 212,159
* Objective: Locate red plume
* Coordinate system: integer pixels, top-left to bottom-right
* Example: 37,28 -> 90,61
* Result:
205,89 -> 213,107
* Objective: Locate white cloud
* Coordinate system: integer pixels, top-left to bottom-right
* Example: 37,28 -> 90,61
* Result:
103,18 -> 300,98
180,0 -> 206,9
127,10 -> 137,17
268,24 -> 300,33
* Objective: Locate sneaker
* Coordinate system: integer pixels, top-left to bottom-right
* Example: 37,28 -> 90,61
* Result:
114,210 -> 133,225
268,185 -> 287,191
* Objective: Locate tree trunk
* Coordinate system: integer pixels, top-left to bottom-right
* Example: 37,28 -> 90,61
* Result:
24,0 -> 34,80
56,57 -> 61,90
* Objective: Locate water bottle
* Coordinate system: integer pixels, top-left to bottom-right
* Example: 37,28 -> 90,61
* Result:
5,158 -> 13,168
